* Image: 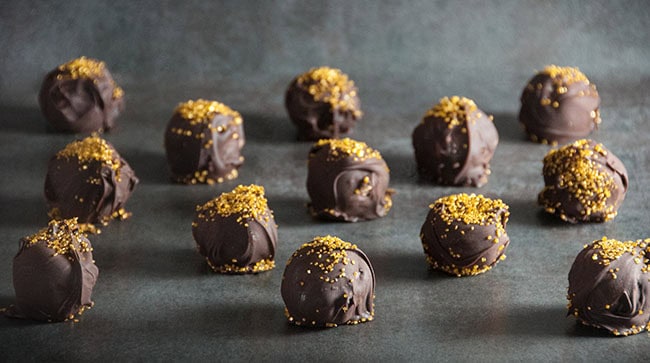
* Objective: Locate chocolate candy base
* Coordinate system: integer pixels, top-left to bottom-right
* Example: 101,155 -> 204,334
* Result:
519,73 -> 600,144
193,213 -> 277,274
420,209 -> 509,277
164,113 -> 244,184
39,68 -> 124,133
285,80 -> 359,141
412,113 -> 498,187
281,247 -> 375,327
7,234 -> 98,322
44,157 -> 138,224
307,147 -> 392,222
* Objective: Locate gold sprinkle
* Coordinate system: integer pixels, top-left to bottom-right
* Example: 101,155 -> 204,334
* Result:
312,138 -> 382,162
423,96 -> 478,128
297,67 -> 362,118
195,184 -> 271,226
56,135 -> 121,173
25,218 -> 92,257
175,99 -> 242,126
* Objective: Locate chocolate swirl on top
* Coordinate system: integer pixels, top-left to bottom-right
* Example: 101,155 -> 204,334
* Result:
568,237 -> 650,336
307,138 -> 393,222
413,96 -> 498,187
39,57 -> 124,133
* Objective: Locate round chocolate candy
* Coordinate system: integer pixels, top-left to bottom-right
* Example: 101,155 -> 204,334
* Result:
6,219 -> 99,322
192,184 -> 277,274
420,193 -> 510,277
519,65 -> 600,145
39,56 -> 124,133
538,139 -> 628,223
306,138 -> 393,222
45,135 -> 138,225
568,237 -> 650,336
164,99 -> 245,184
285,67 -> 362,141
281,235 -> 375,328
412,96 -> 498,187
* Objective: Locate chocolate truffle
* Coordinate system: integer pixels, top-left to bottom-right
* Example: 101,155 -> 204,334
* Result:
39,56 -> 125,133
164,99 -> 245,184
519,65 -> 601,144
539,139 -> 628,223
192,184 -> 277,274
420,193 -> 510,277
281,235 -> 375,328
567,237 -> 650,336
307,138 -> 393,222
45,135 -> 139,225
285,67 -> 362,140
412,96 -> 498,187
6,219 -> 99,322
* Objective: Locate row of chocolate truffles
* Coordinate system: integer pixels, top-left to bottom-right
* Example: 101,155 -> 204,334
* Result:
8,196 -> 650,336
39,57 -> 600,148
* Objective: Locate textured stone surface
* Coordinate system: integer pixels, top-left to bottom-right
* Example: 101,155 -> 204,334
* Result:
0,0 -> 649,361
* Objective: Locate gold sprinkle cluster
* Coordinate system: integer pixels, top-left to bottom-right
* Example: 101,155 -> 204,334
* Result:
541,65 -> 589,86
424,96 -> 479,128
313,138 -> 382,162
196,184 -> 271,226
175,99 -> 243,126
56,135 -> 121,172
206,257 -> 275,274
297,67 -> 362,117
585,237 -> 649,269
540,139 -> 616,221
288,235 -> 359,284
25,218 -> 92,258
58,56 -> 123,99
430,193 -> 509,227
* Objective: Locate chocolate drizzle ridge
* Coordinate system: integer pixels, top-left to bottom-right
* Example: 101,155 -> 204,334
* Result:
6,219 -> 98,322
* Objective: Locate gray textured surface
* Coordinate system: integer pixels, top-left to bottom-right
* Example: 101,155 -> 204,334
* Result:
1,0 -> 650,361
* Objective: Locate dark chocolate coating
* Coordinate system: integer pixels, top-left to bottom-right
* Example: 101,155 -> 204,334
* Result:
538,140 -> 628,223
6,220 -> 98,322
285,78 -> 360,141
44,142 -> 138,225
192,211 -> 277,274
567,238 -> 650,336
412,106 -> 498,187
281,239 -> 375,327
39,63 -> 124,133
420,198 -> 510,277
519,72 -> 600,144
164,112 -> 244,184
306,143 -> 392,222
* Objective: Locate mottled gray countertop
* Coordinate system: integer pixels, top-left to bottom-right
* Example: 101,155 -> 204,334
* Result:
1,1 -> 649,361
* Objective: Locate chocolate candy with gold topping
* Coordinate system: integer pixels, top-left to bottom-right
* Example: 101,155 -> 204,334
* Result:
39,57 -> 125,133
538,139 -> 628,223
519,65 -> 601,144
164,99 -> 245,184
412,96 -> 498,187
281,235 -> 375,328
285,67 -> 362,140
420,193 -> 510,277
192,185 -> 277,274
6,219 -> 99,322
45,135 -> 138,225
567,237 -> 650,336
307,138 -> 393,222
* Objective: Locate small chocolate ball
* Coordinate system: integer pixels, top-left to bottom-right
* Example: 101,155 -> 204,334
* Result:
192,184 -> 277,274
6,219 -> 99,322
307,138 -> 393,222
164,99 -> 245,184
568,237 -> 650,336
285,67 -> 362,140
281,235 -> 375,328
519,65 -> 601,144
39,57 -> 125,133
45,135 -> 138,225
412,96 -> 498,187
420,193 -> 510,277
538,139 -> 628,223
